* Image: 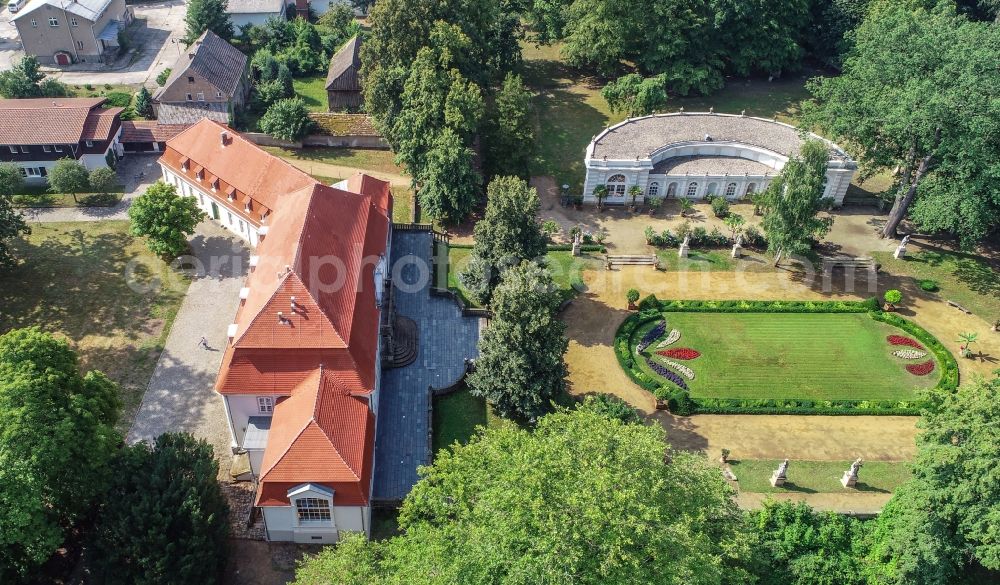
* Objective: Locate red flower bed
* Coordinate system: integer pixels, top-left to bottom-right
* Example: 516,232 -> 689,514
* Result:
906,360 -> 935,376
657,348 -> 700,360
887,335 -> 924,350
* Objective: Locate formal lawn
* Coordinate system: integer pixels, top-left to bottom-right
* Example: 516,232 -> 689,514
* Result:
292,75 -> 329,112
446,246 -> 594,307
872,248 -> 1000,320
0,222 -> 190,431
729,459 -> 912,494
521,41 -> 812,191
432,385 -> 500,454
262,146 -> 404,176
632,312 -> 939,401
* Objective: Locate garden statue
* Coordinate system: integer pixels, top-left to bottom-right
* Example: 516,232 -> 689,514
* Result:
770,458 -> 789,487
572,231 -> 582,257
841,457 -> 863,488
894,234 -> 910,259
679,234 -> 690,259
731,234 -> 743,259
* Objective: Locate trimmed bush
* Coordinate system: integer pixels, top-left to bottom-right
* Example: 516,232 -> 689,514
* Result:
710,196 -> 730,218
918,279 -> 939,292
637,293 -> 660,312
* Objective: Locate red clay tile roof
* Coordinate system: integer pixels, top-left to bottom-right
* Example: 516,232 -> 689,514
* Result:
255,368 -> 375,507
81,107 -> 124,141
0,97 -> 112,144
120,121 -> 189,143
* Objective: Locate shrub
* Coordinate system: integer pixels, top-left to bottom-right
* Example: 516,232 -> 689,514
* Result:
884,289 -> 903,304
156,68 -> 172,86
710,196 -> 730,218
637,293 -> 660,312
743,225 -> 766,249
85,83 -> 94,90
579,394 -> 642,424
626,288 -> 640,305
644,226 -> 656,244
919,279 -> 939,292
103,91 -> 133,108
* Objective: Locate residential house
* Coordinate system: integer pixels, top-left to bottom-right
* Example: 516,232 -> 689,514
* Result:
227,0 -> 286,29
12,0 -> 133,65
325,35 -> 361,112
0,97 -> 124,181
297,0 -> 365,17
158,118 -> 393,543
153,30 -> 250,126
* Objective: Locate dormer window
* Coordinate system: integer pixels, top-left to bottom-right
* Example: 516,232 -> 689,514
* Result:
244,203 -> 251,213
211,179 -> 219,191
180,159 -> 189,171
196,170 -> 204,180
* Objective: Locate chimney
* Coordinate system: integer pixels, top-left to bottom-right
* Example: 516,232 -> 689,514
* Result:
220,130 -> 229,146
290,295 -> 296,310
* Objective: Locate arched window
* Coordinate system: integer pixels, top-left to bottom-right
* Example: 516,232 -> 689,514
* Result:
606,174 -> 627,197
648,182 -> 660,197
686,182 -> 699,197
745,183 -> 757,197
666,182 -> 678,197
725,182 -> 737,198
706,182 -> 718,196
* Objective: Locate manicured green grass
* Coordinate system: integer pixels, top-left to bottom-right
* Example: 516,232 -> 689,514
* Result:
12,188 -> 125,208
68,83 -> 138,98
292,75 -> 329,112
432,385 -> 500,454
729,459 -> 912,494
390,186 -> 414,223
872,249 -> 1000,320
633,312 -> 938,401
655,249 -> 736,271
446,246 -> 594,307
0,222 -> 190,430
521,42 -> 812,190
262,146 -> 404,175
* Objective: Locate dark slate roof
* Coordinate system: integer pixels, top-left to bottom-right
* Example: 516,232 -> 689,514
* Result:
325,36 -> 361,92
157,30 -> 247,98
156,102 -> 230,125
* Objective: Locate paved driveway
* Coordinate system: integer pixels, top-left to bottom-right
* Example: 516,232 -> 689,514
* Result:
0,7 -> 22,69
127,220 -> 248,464
373,231 -> 483,502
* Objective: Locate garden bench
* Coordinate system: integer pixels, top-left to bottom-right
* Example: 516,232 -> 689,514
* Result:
606,254 -> 657,268
946,300 -> 972,314
820,256 -> 878,293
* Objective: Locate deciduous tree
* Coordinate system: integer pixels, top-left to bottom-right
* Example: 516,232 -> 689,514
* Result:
259,97 -> 313,141
602,73 -> 668,117
467,261 -> 567,420
88,433 -> 229,585
0,328 -> 120,583
459,176 -> 547,303
184,0 -> 234,42
709,0 -> 810,77
415,129 -> 481,223
88,167 -> 118,196
483,72 -> 535,178
128,181 -> 205,258
292,408 -> 751,584
47,158 -> 90,203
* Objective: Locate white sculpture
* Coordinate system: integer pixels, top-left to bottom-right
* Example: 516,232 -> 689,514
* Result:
894,235 -> 910,259
770,458 -> 789,487
841,457 -> 863,488
678,234 -> 690,259
731,234 -> 743,259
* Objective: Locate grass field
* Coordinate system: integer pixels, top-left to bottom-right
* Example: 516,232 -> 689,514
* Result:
446,246 -> 594,307
0,222 -> 190,431
292,75 -> 329,112
262,146 -> 404,176
521,42 -> 813,191
633,312 -> 938,401
432,385 -> 500,454
872,248 -> 1000,320
729,459 -> 912,494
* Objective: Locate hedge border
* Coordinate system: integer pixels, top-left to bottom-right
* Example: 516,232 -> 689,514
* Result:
614,299 -> 958,416
447,243 -> 606,253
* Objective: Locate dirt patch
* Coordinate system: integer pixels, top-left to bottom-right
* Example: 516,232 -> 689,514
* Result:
226,540 -> 314,585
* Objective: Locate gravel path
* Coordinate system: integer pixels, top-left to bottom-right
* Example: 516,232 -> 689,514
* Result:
127,221 -> 248,471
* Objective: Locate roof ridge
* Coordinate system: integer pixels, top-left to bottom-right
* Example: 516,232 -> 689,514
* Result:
284,269 -> 346,347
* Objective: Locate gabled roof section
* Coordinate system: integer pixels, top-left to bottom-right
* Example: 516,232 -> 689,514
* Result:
13,0 -> 113,21
155,30 -> 248,99
0,98 -> 109,144
81,107 -> 123,141
325,36 -> 362,91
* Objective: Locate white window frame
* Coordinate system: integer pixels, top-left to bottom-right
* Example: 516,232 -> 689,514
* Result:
8,146 -> 17,154
647,182 -> 659,197
53,145 -> 62,152
25,167 -> 40,177
48,17 -> 59,26
605,174 -> 627,197
19,146 -> 28,153
257,396 -> 273,414
295,498 -> 332,525
185,93 -> 192,101
725,182 -> 737,198
43,145 -> 52,152
85,139 -> 93,147
196,92 -> 205,102
70,17 -> 78,26
30,18 -> 37,27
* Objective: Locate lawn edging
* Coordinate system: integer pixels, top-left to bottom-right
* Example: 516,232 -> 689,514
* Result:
614,298 -> 958,416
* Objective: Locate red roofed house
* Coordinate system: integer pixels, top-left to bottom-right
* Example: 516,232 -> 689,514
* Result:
0,97 -> 124,182
159,119 -> 393,543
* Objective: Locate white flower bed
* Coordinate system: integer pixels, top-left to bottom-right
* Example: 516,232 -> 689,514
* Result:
657,329 -> 681,348
893,349 -> 927,359
655,357 -> 695,380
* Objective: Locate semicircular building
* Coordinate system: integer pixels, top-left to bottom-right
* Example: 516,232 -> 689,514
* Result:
583,112 -> 857,206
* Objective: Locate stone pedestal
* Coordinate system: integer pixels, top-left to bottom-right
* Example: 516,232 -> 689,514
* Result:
893,245 -> 906,260
678,243 -> 689,258
731,243 -> 743,259
841,472 -> 858,488
770,473 -> 786,487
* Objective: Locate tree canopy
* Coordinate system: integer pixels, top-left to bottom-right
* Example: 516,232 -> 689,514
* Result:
87,433 -> 229,585
0,328 -> 120,583
467,261 -> 567,420
483,72 -> 535,179
0,164 -> 29,270
47,158 -> 90,200
805,2 -> 1000,246
292,408 -> 750,584
602,73 -> 669,117
185,0 -> 234,42
459,176 -> 547,304
0,56 -> 69,99
128,181 -> 205,258
259,97 -> 314,141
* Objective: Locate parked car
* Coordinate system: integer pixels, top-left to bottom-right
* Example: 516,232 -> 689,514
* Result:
8,0 -> 27,13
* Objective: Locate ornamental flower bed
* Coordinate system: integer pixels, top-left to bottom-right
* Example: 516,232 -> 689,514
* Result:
636,321 -> 666,353
892,349 -> 927,359
645,357 -> 689,391
656,329 -> 681,348
655,357 -> 695,380
905,360 -> 935,376
658,348 -> 700,360
887,335 -> 924,350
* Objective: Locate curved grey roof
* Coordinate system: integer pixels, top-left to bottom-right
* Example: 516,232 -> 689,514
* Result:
590,112 -> 851,162
652,155 -> 774,176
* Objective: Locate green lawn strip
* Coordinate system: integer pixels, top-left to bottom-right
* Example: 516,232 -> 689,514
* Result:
292,75 -> 329,112
521,41 -> 810,190
262,145 -> 404,176
67,83 -> 139,99
728,459 -> 912,494
1,222 -> 191,431
390,186 -> 414,223
432,385 -> 501,454
13,188 -> 126,208
655,249 -> 735,271
446,246 -> 594,307
633,312 -> 936,402
872,250 -> 1000,320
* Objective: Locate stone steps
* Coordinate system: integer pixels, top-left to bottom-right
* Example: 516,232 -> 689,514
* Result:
385,315 -> 418,369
